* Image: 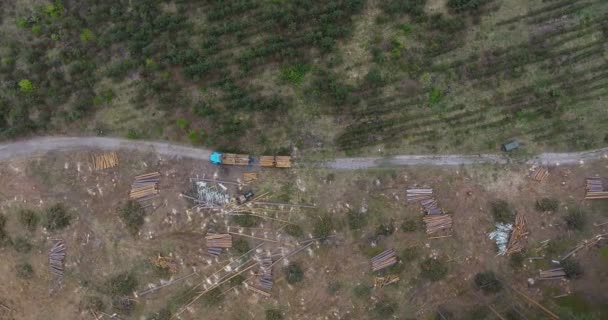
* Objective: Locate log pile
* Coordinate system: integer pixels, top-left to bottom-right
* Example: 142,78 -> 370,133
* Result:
539,268 -> 566,280
49,240 -> 66,277
529,167 -> 549,182
423,215 -> 453,234
258,256 -> 273,291
506,213 -> 528,256
130,172 -> 160,203
374,275 -> 400,288
371,249 -> 397,272
585,177 -> 608,199
421,199 -> 441,215
206,233 -> 232,256
91,152 -> 119,170
406,188 -> 434,202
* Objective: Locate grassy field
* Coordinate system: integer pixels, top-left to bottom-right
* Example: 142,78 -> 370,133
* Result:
0,0 -> 607,157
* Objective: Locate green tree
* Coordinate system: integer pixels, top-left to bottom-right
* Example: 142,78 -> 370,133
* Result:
18,79 -> 34,93
80,28 -> 95,42
474,271 -> 502,293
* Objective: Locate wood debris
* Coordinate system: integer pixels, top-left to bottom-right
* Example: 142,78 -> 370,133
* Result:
529,167 -> 549,182
506,213 -> 528,256
49,239 -> 66,277
150,255 -> 178,274
91,152 -> 119,170
374,275 -> 400,288
539,268 -> 566,280
423,214 -> 453,235
371,249 -> 397,272
561,233 -> 608,261
243,172 -> 258,183
245,284 -> 271,297
585,177 -> 608,199
130,172 -> 160,203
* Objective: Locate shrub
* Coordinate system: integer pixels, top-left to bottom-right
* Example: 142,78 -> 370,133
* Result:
18,79 -> 34,93
353,283 -> 372,298
284,262 -> 303,284
229,274 -> 245,286
232,214 -> 261,228
535,198 -> 559,212
18,209 -> 39,231
44,204 -> 72,231
564,209 -> 586,231
420,258 -> 448,281
13,236 -> 32,253
119,201 -> 146,235
265,309 -> 283,320
510,251 -> 525,268
0,214 -> 7,243
490,200 -> 514,223
313,215 -> 333,239
401,219 -> 418,232
447,0 -> 493,12
474,271 -> 502,293
147,308 -> 171,320
104,272 -> 138,296
83,296 -> 105,312
80,28 -> 95,42
401,247 -> 419,263
175,118 -> 189,130
347,211 -> 366,230
202,287 -> 223,306
373,300 -> 396,318
364,67 -> 385,88
281,64 -> 309,85
562,259 -> 582,279
375,221 -> 394,237
232,238 -> 250,254
284,224 -> 303,238
428,87 -> 443,106
16,262 -> 34,279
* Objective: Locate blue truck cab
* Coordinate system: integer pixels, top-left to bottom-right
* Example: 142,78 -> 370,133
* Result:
210,152 -> 222,165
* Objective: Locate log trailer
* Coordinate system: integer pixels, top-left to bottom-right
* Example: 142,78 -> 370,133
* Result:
210,152 -> 291,168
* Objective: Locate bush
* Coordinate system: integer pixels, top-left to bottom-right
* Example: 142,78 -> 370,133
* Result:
373,300 -> 396,318
562,259 -> 582,279
535,198 -> 559,212
420,258 -> 448,281
265,309 -> 283,320
490,200 -> 514,223
375,221 -> 394,237
104,272 -> 138,296
147,308 -> 171,320
18,79 -> 34,93
401,247 -> 420,263
353,283 -> 372,298
0,214 -> 7,244
18,209 -> 39,231
80,28 -> 95,42
401,219 -> 418,232
16,262 -> 34,279
119,201 -> 146,235
44,204 -> 72,231
232,214 -> 261,228
232,238 -> 250,254
83,296 -> 105,312
428,87 -> 443,106
13,236 -> 32,253
510,251 -> 525,269
564,209 -> 586,231
284,224 -> 303,238
474,271 -> 502,293
347,211 -> 367,230
281,64 -> 309,85
284,262 -> 304,284
313,215 -> 333,239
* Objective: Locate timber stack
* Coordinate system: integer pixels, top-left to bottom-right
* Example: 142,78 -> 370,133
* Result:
49,239 -> 66,277
539,268 -> 566,280
130,172 -> 160,204
258,256 -> 273,291
371,249 -> 397,272
529,167 -> 549,182
423,214 -> 453,234
585,177 -> 608,199
206,233 -> 232,256
506,212 -> 528,255
91,152 -> 119,170
406,188 -> 434,203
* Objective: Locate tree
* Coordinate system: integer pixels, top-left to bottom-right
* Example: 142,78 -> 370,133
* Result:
420,258 -> 448,281
18,209 -> 39,231
44,204 -> 72,231
474,271 -> 502,293
562,259 -> 582,279
18,79 -> 34,93
313,215 -> 333,239
564,208 -> 586,231
490,200 -> 514,223
119,201 -> 146,235
535,198 -> 559,212
284,262 -> 304,284
265,309 -> 283,320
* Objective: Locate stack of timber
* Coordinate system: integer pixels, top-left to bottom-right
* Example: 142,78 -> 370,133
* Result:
529,167 -> 549,182
585,177 -> 608,199
371,249 -> 397,272
406,188 -> 434,202
275,156 -> 292,168
49,240 -> 66,277
243,172 -> 258,183
539,268 -> 566,280
374,275 -> 400,288
258,256 -> 273,291
421,199 -> 441,215
423,214 -> 453,234
223,153 -> 250,166
91,152 -> 119,170
130,172 -> 160,203
506,213 -> 528,256
260,156 -> 275,167
206,233 -> 232,256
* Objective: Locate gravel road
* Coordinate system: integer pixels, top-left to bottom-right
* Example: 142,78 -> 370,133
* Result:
0,136 -> 606,169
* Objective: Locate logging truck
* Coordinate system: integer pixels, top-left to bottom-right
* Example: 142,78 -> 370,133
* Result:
210,152 -> 291,168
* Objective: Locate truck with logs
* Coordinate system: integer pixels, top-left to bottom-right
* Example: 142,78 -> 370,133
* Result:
210,152 -> 291,168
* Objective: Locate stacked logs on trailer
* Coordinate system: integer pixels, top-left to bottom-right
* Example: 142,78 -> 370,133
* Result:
371,249 -> 397,272
49,239 -> 66,277
539,268 -> 566,280
506,213 -> 528,256
260,156 -> 292,168
374,275 -> 400,288
130,172 -> 160,204
205,233 -> 232,257
91,152 -> 119,170
529,167 -> 549,182
585,177 -> 608,199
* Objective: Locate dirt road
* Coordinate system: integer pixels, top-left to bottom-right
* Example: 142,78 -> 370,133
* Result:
0,136 -> 606,168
